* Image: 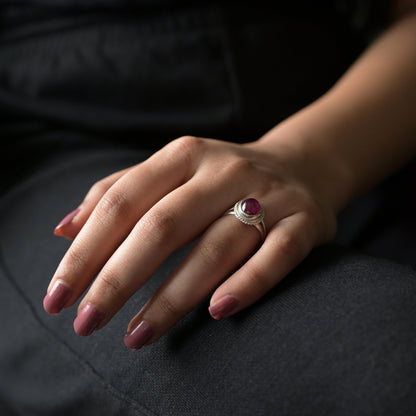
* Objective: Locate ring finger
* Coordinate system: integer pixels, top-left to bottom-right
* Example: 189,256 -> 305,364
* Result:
122,210 -> 266,349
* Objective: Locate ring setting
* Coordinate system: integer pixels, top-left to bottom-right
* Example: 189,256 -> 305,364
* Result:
227,198 -> 266,240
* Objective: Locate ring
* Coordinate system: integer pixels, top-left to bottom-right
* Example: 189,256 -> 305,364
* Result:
226,198 -> 266,241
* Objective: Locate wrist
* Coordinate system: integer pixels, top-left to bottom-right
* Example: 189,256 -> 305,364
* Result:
251,104 -> 356,214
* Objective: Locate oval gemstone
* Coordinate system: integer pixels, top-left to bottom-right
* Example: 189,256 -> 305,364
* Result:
242,198 -> 261,216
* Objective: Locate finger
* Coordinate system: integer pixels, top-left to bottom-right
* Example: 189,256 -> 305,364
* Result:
208,212 -> 316,319
119,191 -> 290,347
44,138 -> 199,314
73,182 -> 301,337
54,168 -> 132,240
122,214 -> 261,349
72,178 -> 249,336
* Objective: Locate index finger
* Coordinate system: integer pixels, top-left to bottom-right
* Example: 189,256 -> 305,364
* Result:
43,137 -> 199,314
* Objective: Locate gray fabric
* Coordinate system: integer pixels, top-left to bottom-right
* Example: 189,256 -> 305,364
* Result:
1,145 -> 416,415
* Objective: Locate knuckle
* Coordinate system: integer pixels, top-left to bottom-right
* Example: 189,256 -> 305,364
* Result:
198,238 -> 229,269
96,189 -> 131,221
292,190 -> 338,245
276,232 -> 307,262
297,190 -> 320,215
159,135 -> 205,179
65,247 -> 87,271
174,135 -> 204,153
156,293 -> 182,319
99,270 -> 127,298
167,136 -> 204,161
223,156 -> 255,178
89,178 -> 112,198
139,209 -> 177,244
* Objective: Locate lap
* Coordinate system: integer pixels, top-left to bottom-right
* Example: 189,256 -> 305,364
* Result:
1,143 -> 416,415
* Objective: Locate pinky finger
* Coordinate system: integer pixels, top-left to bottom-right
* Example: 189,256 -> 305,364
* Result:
54,167 -> 132,239
208,212 -> 316,319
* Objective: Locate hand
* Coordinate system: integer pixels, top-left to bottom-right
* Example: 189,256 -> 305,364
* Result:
43,135 -> 337,349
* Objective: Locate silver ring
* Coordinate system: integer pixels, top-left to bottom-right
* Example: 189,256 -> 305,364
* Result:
226,198 -> 266,241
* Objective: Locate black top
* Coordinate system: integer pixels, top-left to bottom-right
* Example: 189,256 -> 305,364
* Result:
0,0 -> 391,37
0,0 -> 391,154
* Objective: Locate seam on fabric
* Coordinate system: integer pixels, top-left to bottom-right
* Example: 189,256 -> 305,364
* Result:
0,244 -> 159,416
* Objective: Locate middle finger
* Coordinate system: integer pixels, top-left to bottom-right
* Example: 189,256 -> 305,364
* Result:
71,177 -> 248,335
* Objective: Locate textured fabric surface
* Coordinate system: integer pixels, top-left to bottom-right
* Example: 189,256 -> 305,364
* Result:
1,144 -> 416,415
0,3 -> 356,144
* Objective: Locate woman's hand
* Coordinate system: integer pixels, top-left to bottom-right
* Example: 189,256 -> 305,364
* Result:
43,135 -> 337,349
44,9 -> 416,349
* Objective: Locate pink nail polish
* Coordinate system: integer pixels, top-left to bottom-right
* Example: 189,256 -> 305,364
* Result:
43,279 -> 71,314
124,321 -> 154,350
209,295 -> 239,320
73,303 -> 104,336
54,208 -> 80,236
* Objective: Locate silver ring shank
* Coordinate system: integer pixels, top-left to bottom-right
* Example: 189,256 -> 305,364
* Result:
226,208 -> 266,241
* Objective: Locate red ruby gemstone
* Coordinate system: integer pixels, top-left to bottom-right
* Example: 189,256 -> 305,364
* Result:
242,198 -> 261,216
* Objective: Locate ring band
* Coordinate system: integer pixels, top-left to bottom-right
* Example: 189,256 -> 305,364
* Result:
226,198 -> 266,241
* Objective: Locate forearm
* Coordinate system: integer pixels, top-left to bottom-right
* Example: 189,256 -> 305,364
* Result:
257,11 -> 416,213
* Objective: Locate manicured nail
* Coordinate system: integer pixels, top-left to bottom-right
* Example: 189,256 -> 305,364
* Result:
54,208 -> 81,236
43,279 -> 71,314
209,295 -> 239,320
124,321 -> 154,350
73,303 -> 104,336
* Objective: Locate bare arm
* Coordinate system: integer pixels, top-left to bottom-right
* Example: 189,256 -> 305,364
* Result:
257,9 -> 416,213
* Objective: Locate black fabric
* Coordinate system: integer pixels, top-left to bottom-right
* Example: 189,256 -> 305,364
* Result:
0,4 -> 354,144
0,3 -> 356,195
0,3 -> 415,416
0,0 -> 392,47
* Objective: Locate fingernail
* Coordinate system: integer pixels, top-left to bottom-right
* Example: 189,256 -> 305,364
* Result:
124,321 -> 154,350
209,295 -> 239,320
43,279 -> 71,314
73,303 -> 104,336
54,208 -> 81,236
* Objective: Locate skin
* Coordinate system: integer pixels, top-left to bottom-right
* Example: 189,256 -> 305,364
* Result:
45,5 -> 416,348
